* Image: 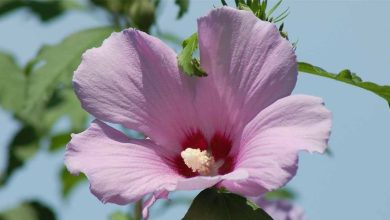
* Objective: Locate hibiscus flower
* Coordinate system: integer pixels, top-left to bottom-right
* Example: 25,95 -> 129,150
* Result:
65,6 -> 331,219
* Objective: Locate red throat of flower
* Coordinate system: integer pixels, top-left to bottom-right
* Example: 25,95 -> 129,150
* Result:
174,129 -> 235,177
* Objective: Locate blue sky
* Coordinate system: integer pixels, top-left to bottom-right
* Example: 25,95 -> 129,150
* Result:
1,1 -> 390,219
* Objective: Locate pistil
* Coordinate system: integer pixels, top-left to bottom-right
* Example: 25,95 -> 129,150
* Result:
180,148 -> 215,175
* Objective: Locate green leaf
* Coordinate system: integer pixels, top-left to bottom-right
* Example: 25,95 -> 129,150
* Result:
60,166 -> 86,199
266,0 -> 282,17
0,51 -> 26,112
0,0 -> 81,22
238,2 -> 252,12
298,62 -> 390,108
236,0 -> 289,39
264,188 -> 296,200
174,0 -> 189,19
0,200 -> 56,220
49,132 -> 71,152
235,0 -> 245,7
325,147 -> 333,157
0,125 -> 39,186
177,33 -> 207,77
109,211 -> 133,220
44,89 -> 88,132
0,28 -> 111,188
183,188 -> 273,220
24,27 -> 116,117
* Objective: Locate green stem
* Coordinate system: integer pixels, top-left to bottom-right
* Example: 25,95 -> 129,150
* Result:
134,199 -> 143,220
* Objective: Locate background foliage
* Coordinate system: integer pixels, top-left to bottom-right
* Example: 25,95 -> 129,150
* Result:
0,0 -> 389,220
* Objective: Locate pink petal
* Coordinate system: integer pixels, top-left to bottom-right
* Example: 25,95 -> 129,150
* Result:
65,120 -> 248,218
175,168 -> 248,190
73,29 -> 197,149
255,197 -> 306,220
220,95 -> 332,196
65,120 -> 182,205
140,170 -> 248,219
195,7 -> 297,139
142,190 -> 169,219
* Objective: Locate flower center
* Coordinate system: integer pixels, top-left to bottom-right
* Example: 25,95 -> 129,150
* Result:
174,130 -> 234,177
180,148 -> 215,175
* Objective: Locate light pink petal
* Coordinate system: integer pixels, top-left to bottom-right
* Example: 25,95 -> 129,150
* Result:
73,29 -> 197,149
221,95 -> 332,196
141,170 -> 248,219
175,168 -> 248,191
196,7 -> 297,138
142,190 -> 169,219
65,120 -> 183,205
65,120 -> 248,218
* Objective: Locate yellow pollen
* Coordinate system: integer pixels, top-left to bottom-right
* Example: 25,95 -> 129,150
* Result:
181,148 -> 215,175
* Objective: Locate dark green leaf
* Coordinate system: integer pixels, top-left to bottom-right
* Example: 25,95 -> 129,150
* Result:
0,200 -> 56,220
49,132 -> 71,152
0,125 -> 39,186
264,188 -> 296,200
183,188 -> 273,220
235,0 -> 245,7
298,62 -> 390,108
177,33 -> 207,77
60,166 -> 86,199
325,147 -> 333,157
0,0 -> 80,22
174,0 -> 189,19
0,51 -> 26,112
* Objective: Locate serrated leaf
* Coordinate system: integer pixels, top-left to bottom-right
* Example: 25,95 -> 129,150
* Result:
174,0 -> 189,19
0,125 -> 39,186
177,33 -> 207,77
183,188 -> 273,220
0,51 -> 26,112
298,62 -> 390,108
60,166 -> 86,199
0,200 -> 57,220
